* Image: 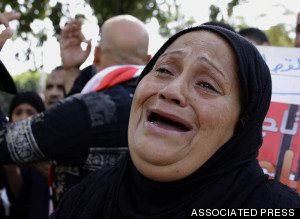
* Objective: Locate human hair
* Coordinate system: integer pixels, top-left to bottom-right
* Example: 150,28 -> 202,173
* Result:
238,27 -> 269,45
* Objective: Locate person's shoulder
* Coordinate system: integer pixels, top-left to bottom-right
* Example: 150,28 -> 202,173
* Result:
267,179 -> 300,208
106,77 -> 138,93
103,78 -> 138,106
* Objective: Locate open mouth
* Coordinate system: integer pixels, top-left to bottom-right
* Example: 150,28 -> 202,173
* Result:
147,112 -> 190,132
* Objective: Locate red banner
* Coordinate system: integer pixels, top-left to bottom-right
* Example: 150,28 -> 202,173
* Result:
258,102 -> 300,193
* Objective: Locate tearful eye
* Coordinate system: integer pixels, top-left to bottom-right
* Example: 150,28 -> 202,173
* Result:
156,67 -> 172,75
197,81 -> 217,93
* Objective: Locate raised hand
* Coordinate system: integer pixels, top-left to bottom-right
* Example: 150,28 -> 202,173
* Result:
0,10 -> 20,51
60,18 -> 92,69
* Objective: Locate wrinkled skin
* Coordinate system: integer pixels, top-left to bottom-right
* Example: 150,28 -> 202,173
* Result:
128,31 -> 242,182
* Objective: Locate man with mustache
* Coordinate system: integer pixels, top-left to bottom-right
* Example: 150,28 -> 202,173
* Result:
44,66 -> 65,110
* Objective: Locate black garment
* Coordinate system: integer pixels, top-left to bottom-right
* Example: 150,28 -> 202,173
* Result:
0,166 -> 8,219
50,155 -> 300,219
0,78 -> 137,208
48,64 -> 110,207
50,25 -> 300,218
6,167 -> 49,219
0,60 -> 17,95
67,65 -> 96,96
5,91 -> 48,219
0,79 -> 136,165
45,64 -> 95,207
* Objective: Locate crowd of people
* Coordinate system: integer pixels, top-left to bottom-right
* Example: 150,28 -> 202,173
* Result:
0,7 -> 299,219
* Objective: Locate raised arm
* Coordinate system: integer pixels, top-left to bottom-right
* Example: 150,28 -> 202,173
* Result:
60,19 -> 92,95
0,82 -> 132,167
0,92 -> 108,165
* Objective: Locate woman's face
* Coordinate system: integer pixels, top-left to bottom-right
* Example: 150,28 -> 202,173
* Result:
128,31 -> 242,182
11,103 -> 39,122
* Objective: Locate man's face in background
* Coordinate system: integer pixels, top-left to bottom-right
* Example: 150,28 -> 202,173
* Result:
44,69 -> 65,109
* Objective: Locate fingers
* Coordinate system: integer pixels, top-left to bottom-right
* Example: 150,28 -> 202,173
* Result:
60,19 -> 76,42
61,38 -> 81,49
0,10 -> 20,50
61,18 -> 84,42
0,27 -> 14,50
6,11 -> 21,23
60,20 -> 70,40
0,11 -> 20,27
0,14 -> 9,27
60,18 -> 92,54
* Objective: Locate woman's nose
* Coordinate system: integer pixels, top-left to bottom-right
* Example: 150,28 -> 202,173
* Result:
158,78 -> 187,107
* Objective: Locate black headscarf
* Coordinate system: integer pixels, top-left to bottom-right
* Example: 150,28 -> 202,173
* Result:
52,25 -> 297,219
136,24 -> 271,176
117,25 -> 273,216
8,91 -> 45,121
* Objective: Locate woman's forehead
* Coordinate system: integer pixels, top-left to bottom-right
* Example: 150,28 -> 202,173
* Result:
159,31 -> 237,72
168,31 -> 224,45
162,31 -> 233,57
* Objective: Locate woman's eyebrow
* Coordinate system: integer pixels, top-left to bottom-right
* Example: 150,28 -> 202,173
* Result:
159,50 -> 226,79
160,50 -> 186,58
197,57 -> 225,79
